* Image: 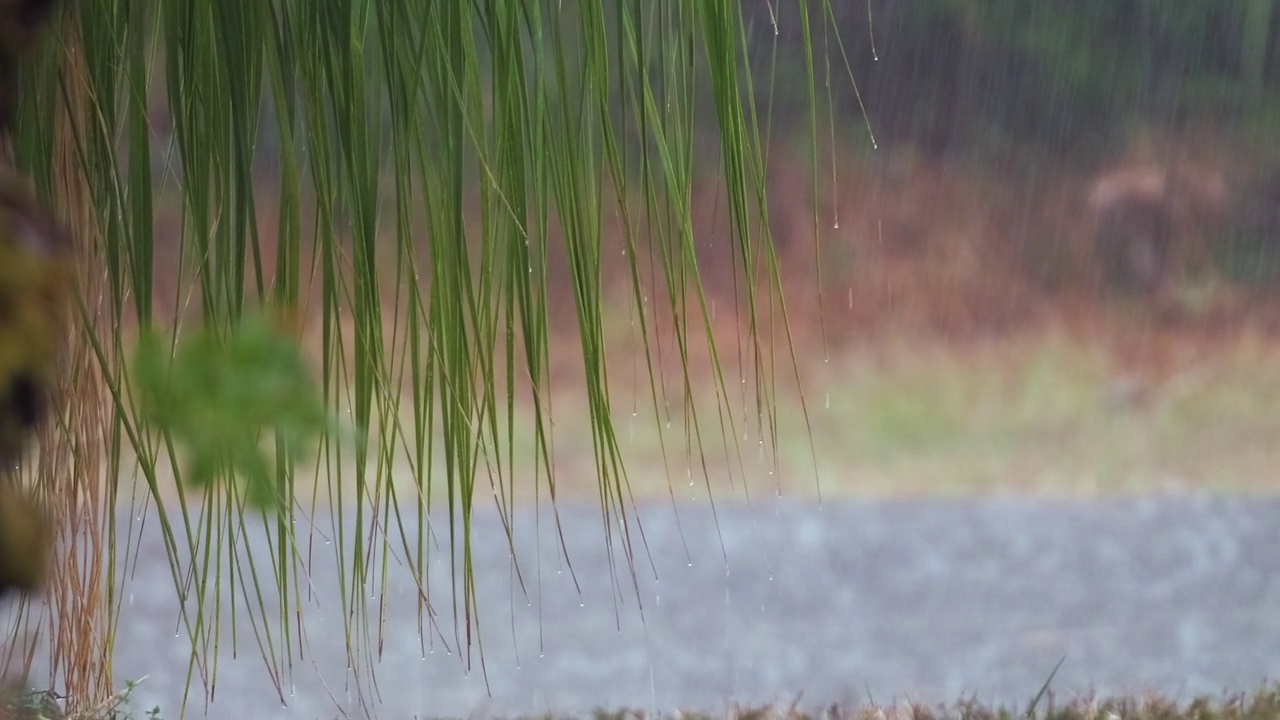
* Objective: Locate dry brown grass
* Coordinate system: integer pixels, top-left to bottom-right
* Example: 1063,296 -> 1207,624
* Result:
4,15 -> 117,715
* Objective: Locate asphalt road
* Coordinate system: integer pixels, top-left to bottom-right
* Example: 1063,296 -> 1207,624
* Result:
52,493 -> 1280,718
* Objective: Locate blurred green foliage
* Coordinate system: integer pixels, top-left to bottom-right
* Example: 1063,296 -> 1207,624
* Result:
133,312 -> 331,509
752,1 -> 1280,158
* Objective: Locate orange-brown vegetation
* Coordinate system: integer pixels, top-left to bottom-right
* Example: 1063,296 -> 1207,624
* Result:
138,129 -> 1280,406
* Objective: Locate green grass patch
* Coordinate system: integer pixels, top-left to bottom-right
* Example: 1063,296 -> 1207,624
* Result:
505,328 -> 1280,501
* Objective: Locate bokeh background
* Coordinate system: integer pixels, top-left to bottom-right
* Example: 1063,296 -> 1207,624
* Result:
11,3 -> 1280,717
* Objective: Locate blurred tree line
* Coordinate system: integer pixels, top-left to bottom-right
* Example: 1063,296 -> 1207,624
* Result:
750,0 -> 1280,160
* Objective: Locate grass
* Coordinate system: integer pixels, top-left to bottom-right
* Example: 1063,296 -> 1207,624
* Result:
105,318 -> 1280,507
7,3 -> 819,712
558,684 -> 1280,718
0,677 -> 158,720
788,328 -> 1280,497
7,1 -> 1280,716
11,683 -> 1280,720
503,322 -> 1280,502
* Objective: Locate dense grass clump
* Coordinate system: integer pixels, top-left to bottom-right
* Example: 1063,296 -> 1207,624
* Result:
520,684 -> 1280,720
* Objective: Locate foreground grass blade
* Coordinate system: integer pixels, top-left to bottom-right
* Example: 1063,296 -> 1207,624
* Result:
3,0 -> 826,709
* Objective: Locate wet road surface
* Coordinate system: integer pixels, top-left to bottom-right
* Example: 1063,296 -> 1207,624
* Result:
58,493 -> 1280,717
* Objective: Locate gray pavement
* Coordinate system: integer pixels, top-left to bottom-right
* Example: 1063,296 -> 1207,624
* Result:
46,493 -> 1280,717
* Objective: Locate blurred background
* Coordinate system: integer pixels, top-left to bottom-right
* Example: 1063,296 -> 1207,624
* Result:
720,0 -> 1280,498
184,0 -> 1280,502
620,0 -> 1280,499
399,0 -> 1280,499
130,1 -> 1280,503
19,2 -> 1280,716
